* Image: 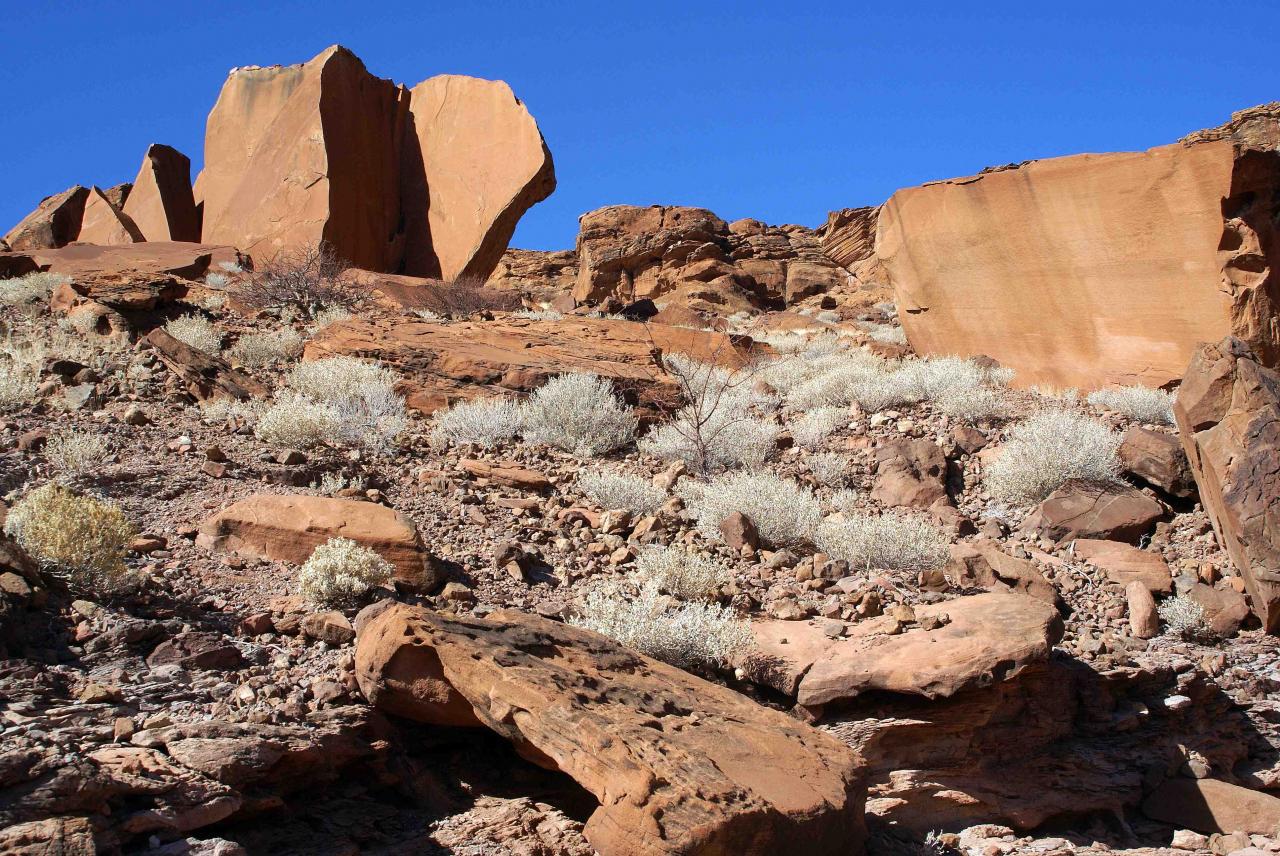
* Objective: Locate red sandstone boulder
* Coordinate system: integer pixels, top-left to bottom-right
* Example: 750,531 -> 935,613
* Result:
870,438 -> 949,509
356,603 -> 867,855
75,186 -> 144,245
1022,480 -> 1165,544
945,540 -> 1061,606
1118,427 -> 1195,498
1142,778 -> 1280,835
400,75 -> 555,282
123,144 -> 200,242
1071,538 -> 1173,593
3,185 -> 89,250
1174,337 -> 1280,632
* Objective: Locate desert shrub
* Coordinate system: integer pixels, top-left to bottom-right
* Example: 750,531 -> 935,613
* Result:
204,272 -> 230,289
570,580 -> 752,671
228,328 -> 305,367
985,410 -> 1122,505
1158,595 -> 1215,643
4,483 -> 135,591
935,384 -> 1009,422
825,487 -> 863,514
309,306 -> 352,330
311,471 -> 365,494
635,545 -> 731,601
790,406 -> 846,447
432,397 -> 524,448
298,537 -> 393,607
860,321 -> 907,345
256,357 -> 407,452
200,398 -> 264,425
816,511 -> 950,573
678,471 -> 821,547
238,241 -> 354,317
808,451 -> 849,485
521,372 -> 636,457
576,470 -> 666,516
45,431 -> 110,477
164,314 -> 222,354
513,308 -> 564,321
0,271 -> 68,306
1087,386 -> 1175,425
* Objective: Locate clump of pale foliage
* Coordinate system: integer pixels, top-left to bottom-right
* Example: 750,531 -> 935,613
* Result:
635,545 -> 731,601
45,431 -> 110,477
513,308 -> 564,321
256,357 -> 407,452
808,451 -> 849,485
298,537 -> 393,607
571,580 -> 752,670
678,471 -> 821,547
859,321 -> 908,345
228,328 -> 304,367
200,398 -> 263,425
1159,595 -> 1214,643
816,511 -> 951,573
164,314 -> 222,354
521,372 -> 637,457
0,272 -> 68,306
985,409 -> 1122,506
1087,386 -> 1176,425
790,406 -> 846,447
4,483 -> 136,592
309,306 -> 352,330
433,397 -> 524,448
576,470 -> 666,517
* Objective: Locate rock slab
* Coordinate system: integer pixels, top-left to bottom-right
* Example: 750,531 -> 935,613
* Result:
123,143 -> 201,242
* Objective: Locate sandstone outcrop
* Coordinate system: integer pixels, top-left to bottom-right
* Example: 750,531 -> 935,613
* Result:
356,603 -> 867,856
878,105 -> 1280,389
1118,427 -> 1195,497
196,46 -> 410,271
944,541 -> 1061,605
123,143 -> 200,242
1174,337 -> 1280,632
401,75 -> 555,281
821,206 -> 883,287
197,494 -> 440,590
1071,538 -> 1173,593
74,186 -> 143,245
487,247 -> 578,294
1143,777 -> 1280,835
144,328 -> 268,400
14,241 -> 239,283
3,185 -> 88,250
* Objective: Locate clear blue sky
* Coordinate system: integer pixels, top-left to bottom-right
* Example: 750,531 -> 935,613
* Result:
4,2 -> 1276,252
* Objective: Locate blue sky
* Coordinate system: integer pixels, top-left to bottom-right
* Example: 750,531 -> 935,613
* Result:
4,2 -> 1276,251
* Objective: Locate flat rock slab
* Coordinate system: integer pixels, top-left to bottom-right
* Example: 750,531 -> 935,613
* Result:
356,603 -> 867,856
793,592 -> 1063,706
1072,538 -> 1173,593
197,494 -> 438,588
21,241 -> 239,281
1143,777 -> 1280,835
1023,479 -> 1165,544
945,540 -> 1062,606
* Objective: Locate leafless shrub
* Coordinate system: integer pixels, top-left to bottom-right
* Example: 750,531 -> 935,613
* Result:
816,511 -> 951,573
985,409 -> 1122,505
678,471 -> 821,547
237,241 -> 355,317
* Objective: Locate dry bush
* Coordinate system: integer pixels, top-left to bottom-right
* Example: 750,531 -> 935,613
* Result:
513,308 -> 564,321
200,398 -> 264,425
298,537 -> 393,607
238,241 -> 354,317
45,431 -> 110,478
570,580 -> 752,671
808,451 -> 849,485
309,306 -> 352,330
164,314 -> 222,355
1087,386 -> 1175,425
4,483 -> 136,592
825,487 -> 863,514
397,275 -> 520,318
985,409 -> 1122,505
859,321 -> 907,344
576,470 -> 667,516
256,357 -> 407,452
790,406 -> 846,447
521,372 -> 637,457
432,397 -> 524,448
228,328 -> 305,368
1158,595 -> 1215,643
815,511 -> 950,573
635,545 -> 731,601
677,471 -> 821,547
0,272 -> 69,307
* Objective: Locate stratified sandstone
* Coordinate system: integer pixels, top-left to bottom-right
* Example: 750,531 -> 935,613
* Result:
123,143 -> 200,242
2,185 -> 88,250
877,105 -> 1280,389
822,206 -> 884,288
196,46 -> 409,270
356,603 -> 867,856
75,186 -> 144,245
401,75 -> 555,282
1174,337 -> 1280,632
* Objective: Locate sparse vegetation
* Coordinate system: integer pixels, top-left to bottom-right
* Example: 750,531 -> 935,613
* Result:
815,511 -> 951,573
256,356 -> 407,452
309,306 -> 352,331
44,430 -> 110,478
1159,595 -> 1214,643
1087,385 -> 1176,425
521,372 -> 637,456
634,545 -> 731,601
164,314 -> 222,355
0,271 -> 68,307
298,537 -> 394,607
678,471 -> 821,547
237,241 -> 354,318
576,470 -> 667,516
433,396 -> 524,448
228,328 -> 305,367
4,483 -> 136,592
808,451 -> 849,485
513,308 -> 564,321
985,409 -> 1122,505
790,406 -> 846,447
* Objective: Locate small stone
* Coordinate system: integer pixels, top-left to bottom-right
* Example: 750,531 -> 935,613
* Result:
720,512 -> 759,552
205,445 -> 228,462
440,582 -> 475,603
112,717 -> 136,742
122,404 -> 149,426
202,460 -> 228,478
301,611 -> 355,646
276,449 -> 307,465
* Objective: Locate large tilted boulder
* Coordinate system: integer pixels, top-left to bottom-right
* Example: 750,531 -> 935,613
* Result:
877,103 -> 1280,389
123,143 -> 200,242
75,186 -> 143,245
1174,336 -> 1280,632
401,75 -> 555,281
196,45 -> 410,271
2,185 -> 89,250
356,603 -> 867,856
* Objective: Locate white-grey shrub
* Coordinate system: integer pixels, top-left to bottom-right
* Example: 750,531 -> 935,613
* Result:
641,410 -> 778,472
570,580 -> 752,670
985,409 -> 1122,505
576,470 -> 666,517
635,545 -> 732,601
228,328 -> 304,367
433,396 -> 524,448
1087,386 -> 1175,425
790,406 -> 846,447
825,487 -> 863,514
256,357 -> 407,452
0,272 -> 68,306
164,314 -> 222,354
513,308 -> 564,321
45,431 -> 110,477
298,537 -> 393,607
200,398 -> 264,425
678,471 -> 821,547
309,306 -> 352,330
808,452 -> 849,485
815,511 -> 950,573
521,372 -> 637,457
1158,594 -> 1213,642
860,321 -> 907,345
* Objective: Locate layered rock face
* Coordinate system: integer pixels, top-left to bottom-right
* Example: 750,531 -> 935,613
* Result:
1174,336 -> 1280,632
401,75 -> 556,281
822,206 -> 883,288
356,603 -> 868,856
878,104 -> 1280,389
195,46 -> 410,271
123,143 -> 200,242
